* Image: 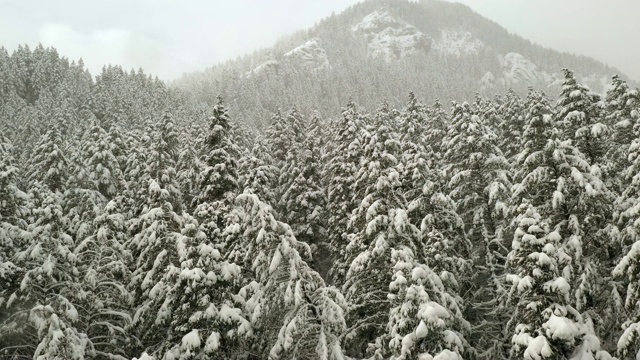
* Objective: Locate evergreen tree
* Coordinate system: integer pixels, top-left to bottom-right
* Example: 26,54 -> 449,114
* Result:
507,206 -> 612,360
556,69 -> 607,165
441,101 -> 511,357
385,236 -> 469,360
323,101 -> 368,284
27,127 -> 68,192
156,213 -> 249,360
74,196 -> 133,359
2,185 -> 88,359
235,194 -> 347,359
127,179 -> 183,355
193,97 -> 239,248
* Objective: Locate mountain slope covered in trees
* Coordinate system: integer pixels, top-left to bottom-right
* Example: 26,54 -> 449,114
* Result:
173,0 -> 632,126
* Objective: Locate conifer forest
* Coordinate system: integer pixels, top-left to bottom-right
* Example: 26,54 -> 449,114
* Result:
1,1 -> 640,360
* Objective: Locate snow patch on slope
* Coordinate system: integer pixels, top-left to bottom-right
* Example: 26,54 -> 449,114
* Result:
283,38 -> 329,70
431,30 -> 484,57
246,60 -> 279,77
481,52 -> 611,94
481,53 -> 553,91
500,53 -> 553,85
352,10 -> 428,62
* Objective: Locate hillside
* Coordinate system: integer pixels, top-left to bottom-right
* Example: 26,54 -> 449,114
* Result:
173,0 -> 630,126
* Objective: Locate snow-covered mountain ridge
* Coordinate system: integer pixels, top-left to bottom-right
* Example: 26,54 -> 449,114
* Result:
175,0 -> 631,122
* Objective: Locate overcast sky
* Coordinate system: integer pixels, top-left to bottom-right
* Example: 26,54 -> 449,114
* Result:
1,0 -> 638,81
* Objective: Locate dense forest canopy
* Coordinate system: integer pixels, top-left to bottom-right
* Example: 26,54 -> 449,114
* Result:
2,1 -> 640,359
1,41 -> 640,360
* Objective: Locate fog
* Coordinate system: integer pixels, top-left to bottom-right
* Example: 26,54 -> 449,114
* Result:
0,0 -> 637,81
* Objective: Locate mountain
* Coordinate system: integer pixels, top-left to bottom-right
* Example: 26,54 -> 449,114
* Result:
175,0 -> 630,125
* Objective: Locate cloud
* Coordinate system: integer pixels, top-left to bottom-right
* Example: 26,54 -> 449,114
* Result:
38,23 -> 170,78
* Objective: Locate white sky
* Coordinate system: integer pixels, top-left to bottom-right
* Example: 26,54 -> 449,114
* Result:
0,0 -> 638,81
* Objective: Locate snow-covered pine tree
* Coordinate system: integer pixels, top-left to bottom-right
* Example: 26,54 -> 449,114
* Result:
0,135 -> 27,292
424,99 -> 449,157
193,97 -> 239,248
2,184 -> 89,359
74,196 -> 133,360
146,112 -> 182,213
0,135 -> 28,352
26,127 -> 69,193
385,233 -> 469,360
556,69 -> 607,165
237,137 -> 279,208
127,178 -> 183,354
441,101 -> 511,357
495,89 -> 526,159
154,213 -> 250,360
279,113 -> 329,279
80,123 -> 125,199
513,91 -> 618,351
265,108 -> 292,163
507,206 -> 612,360
339,105 -> 413,357
398,92 -> 432,201
234,194 -> 348,359
604,75 -> 640,193
323,100 -> 368,284
176,124 -> 202,212
613,88 -> 640,357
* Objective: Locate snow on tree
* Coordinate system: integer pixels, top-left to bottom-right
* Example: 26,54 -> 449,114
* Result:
1,184 -> 88,359
176,124 -> 202,212
279,113 -> 329,279
73,196 -> 133,360
492,89 -> 526,159
234,193 -> 347,359
385,239 -> 469,360
323,100 -> 369,284
556,69 -> 607,165
127,179 -> 183,354
441,101 -> 511,357
146,113 -> 182,213
80,124 -> 125,199
339,106 -> 416,357
513,89 -> 618,349
192,97 -> 239,247
26,127 -> 69,192
237,137 -> 280,207
507,206 -> 612,360
0,135 -> 27,294
603,75 -> 640,193
154,213 -> 250,360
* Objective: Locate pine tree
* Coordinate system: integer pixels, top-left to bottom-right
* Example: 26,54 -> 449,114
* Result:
74,196 -> 133,359
441,101 -> 511,357
513,89 -> 616,350
234,194 -> 347,359
385,235 -> 469,360
279,114 -> 329,278
2,184 -> 89,359
323,101 -> 368,284
80,124 -> 125,199
507,206 -> 612,360
556,69 -> 607,165
193,97 -> 239,248
237,138 -> 279,207
127,179 -> 183,354
27,127 -> 68,192
340,106 -> 412,357
155,213 -> 250,359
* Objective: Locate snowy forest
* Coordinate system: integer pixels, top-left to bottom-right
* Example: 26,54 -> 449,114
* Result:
2,29 -> 640,360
